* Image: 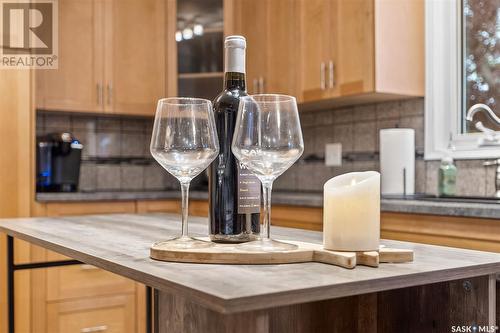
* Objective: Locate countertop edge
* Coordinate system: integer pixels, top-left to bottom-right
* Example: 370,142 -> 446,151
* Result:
36,191 -> 500,220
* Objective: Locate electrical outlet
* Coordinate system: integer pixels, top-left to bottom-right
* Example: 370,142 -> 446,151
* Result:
325,143 -> 342,166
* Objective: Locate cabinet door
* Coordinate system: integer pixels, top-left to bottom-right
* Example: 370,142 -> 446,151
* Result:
335,0 -> 374,96
36,0 -> 104,113
299,0 -> 331,102
105,0 -> 167,116
47,265 -> 135,301
265,0 -> 300,98
46,294 -> 136,333
231,0 -> 269,94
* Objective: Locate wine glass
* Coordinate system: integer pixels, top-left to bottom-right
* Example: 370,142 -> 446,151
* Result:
150,97 -> 219,249
232,94 -> 304,251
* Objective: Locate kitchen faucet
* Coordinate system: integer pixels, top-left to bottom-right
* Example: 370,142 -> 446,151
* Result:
466,103 -> 500,146
466,103 -> 500,197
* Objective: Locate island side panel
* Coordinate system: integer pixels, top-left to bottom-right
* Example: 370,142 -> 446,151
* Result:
156,275 -> 494,333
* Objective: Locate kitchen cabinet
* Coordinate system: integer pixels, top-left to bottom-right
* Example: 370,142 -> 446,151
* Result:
299,0 -> 335,101
136,199 -> 181,214
7,200 -> 145,333
46,294 -> 136,333
226,0 -> 423,107
224,0 -> 299,97
36,0 -> 177,116
299,0 -> 424,106
46,265 -> 136,301
35,0 -> 102,113
104,0 -> 172,115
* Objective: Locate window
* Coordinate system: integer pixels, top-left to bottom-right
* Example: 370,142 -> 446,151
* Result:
463,0 -> 500,133
425,0 -> 500,159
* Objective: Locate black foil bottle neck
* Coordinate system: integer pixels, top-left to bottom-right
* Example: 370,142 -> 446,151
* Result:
224,72 -> 246,91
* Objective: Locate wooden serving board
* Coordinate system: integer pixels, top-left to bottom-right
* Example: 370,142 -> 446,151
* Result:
150,239 -> 413,269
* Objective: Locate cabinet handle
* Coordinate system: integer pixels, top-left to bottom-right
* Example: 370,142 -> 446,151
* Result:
106,84 -> 112,106
96,83 -> 103,105
328,60 -> 335,89
80,325 -> 108,333
258,77 -> 264,93
80,264 -> 98,271
320,62 -> 326,90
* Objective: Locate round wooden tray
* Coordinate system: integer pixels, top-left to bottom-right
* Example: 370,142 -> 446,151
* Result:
150,239 -> 413,269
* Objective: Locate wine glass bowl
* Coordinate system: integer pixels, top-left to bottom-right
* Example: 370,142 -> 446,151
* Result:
150,97 -> 219,249
232,94 -> 304,252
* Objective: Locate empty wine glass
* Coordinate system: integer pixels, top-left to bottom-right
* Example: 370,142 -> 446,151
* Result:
232,94 -> 304,251
150,97 -> 219,249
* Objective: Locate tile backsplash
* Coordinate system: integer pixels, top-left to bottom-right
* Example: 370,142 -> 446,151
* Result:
38,99 -> 495,197
37,112 -> 177,192
274,98 -> 496,197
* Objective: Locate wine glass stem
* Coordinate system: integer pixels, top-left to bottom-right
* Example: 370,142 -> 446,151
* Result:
262,181 -> 273,240
180,181 -> 190,238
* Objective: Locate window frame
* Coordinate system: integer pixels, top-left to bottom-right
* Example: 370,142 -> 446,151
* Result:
424,0 -> 500,160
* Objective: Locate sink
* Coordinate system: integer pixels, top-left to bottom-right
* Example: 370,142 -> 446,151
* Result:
382,194 -> 500,205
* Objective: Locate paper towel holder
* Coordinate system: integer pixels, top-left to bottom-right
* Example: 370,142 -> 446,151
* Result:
403,167 -> 406,196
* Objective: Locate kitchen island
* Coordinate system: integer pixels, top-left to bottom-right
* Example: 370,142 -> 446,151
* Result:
1,213 -> 499,332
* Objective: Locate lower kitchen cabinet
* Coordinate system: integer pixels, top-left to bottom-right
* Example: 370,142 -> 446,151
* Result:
14,265 -> 144,333
46,294 -> 136,333
46,265 -> 135,301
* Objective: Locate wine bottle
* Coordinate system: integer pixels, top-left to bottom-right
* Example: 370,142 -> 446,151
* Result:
208,35 -> 261,243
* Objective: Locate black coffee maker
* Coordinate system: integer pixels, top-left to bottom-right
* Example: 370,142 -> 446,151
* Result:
36,132 -> 83,192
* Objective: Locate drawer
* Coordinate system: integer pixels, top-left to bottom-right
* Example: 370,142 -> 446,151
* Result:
47,264 -> 135,301
47,294 -> 136,333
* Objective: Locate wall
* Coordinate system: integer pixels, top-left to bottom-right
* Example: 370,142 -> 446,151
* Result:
274,98 -> 496,197
38,98 -> 496,197
37,112 -> 177,192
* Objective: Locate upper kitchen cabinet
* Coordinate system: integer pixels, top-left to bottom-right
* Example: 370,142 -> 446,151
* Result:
300,0 -> 334,101
35,0 -> 102,113
224,0 -> 300,97
300,0 -> 424,107
105,0 -> 176,115
36,0 -> 177,116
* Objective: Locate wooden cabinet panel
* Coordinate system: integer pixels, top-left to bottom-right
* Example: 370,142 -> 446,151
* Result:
105,0 -> 167,116
136,200 -> 207,216
265,0 -> 300,98
336,0 -> 374,96
189,200 -> 209,217
45,201 -> 136,217
36,0 -> 176,115
299,0 -> 332,102
229,0 -> 268,94
225,0 -> 299,97
298,0 -> 423,105
136,200 -> 181,214
47,265 -> 135,301
46,294 -> 136,333
36,0 -> 103,112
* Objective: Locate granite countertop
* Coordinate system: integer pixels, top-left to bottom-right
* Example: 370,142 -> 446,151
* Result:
2,213 -> 500,313
36,191 -> 500,219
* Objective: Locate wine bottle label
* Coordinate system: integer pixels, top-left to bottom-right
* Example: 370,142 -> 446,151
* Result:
237,162 -> 260,214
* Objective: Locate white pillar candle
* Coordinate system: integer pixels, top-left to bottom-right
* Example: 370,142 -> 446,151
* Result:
323,171 -> 380,251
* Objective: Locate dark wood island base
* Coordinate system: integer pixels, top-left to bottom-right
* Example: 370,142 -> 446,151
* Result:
157,275 -> 495,333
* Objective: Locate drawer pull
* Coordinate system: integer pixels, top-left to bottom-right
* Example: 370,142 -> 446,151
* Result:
320,62 -> 326,90
80,264 -> 98,271
80,325 -> 107,333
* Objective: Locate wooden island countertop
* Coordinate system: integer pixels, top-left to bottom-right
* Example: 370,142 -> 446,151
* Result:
1,213 -> 499,332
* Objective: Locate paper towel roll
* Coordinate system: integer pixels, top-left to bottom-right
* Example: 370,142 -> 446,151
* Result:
379,128 -> 415,195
